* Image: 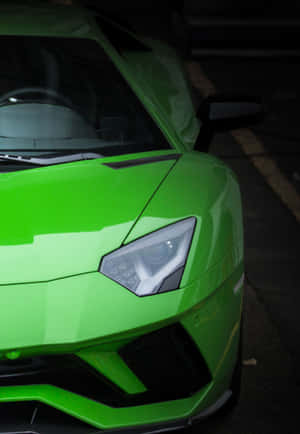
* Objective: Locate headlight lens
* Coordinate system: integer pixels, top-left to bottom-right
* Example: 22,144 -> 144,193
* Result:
99,217 -> 196,296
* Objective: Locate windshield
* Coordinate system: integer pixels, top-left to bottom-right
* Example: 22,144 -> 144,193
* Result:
0,36 -> 170,157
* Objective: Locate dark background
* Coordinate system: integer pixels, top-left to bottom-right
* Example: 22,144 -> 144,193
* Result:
2,1 -> 300,433
83,2 -> 300,432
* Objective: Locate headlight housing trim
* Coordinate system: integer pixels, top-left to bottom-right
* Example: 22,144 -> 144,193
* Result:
99,217 -> 196,297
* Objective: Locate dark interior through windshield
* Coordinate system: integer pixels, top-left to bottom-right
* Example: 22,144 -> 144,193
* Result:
0,36 -> 170,157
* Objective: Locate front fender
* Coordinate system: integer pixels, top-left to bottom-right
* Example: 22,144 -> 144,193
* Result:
124,151 -> 244,296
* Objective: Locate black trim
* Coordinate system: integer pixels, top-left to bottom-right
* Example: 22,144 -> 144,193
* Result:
103,153 -> 181,169
97,419 -> 187,433
158,266 -> 185,293
0,415 -> 187,434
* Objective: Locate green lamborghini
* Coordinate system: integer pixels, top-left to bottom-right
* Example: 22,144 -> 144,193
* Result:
0,1 -> 262,433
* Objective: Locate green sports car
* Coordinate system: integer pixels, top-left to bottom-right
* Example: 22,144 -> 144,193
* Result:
0,2 -> 261,433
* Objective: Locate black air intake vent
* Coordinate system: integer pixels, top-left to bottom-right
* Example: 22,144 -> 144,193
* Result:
0,325 -> 211,408
0,401 -> 92,434
119,323 -> 212,400
0,355 -> 125,407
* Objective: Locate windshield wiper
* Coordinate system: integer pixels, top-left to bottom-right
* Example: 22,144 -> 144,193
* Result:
0,152 -> 103,166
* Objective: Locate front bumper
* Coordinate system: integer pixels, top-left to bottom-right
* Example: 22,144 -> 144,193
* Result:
0,390 -> 232,434
0,264 -> 243,431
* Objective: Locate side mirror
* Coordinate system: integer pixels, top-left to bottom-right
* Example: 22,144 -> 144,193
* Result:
196,94 -> 264,150
198,94 -> 264,131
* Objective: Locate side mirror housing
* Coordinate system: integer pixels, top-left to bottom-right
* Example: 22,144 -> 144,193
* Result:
195,94 -> 264,150
198,94 -> 264,130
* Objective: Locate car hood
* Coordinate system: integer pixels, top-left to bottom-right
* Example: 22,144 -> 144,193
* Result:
0,155 -> 177,285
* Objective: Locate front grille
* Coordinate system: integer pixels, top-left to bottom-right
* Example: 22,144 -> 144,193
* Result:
0,401 -> 93,434
0,324 -> 211,408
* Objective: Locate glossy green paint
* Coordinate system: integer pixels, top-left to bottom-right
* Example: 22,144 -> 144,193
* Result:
126,152 -> 244,290
0,383 -> 212,429
123,42 -> 200,149
0,261 -> 239,352
0,271 -> 242,429
77,350 -> 147,394
0,2 -> 245,430
0,153 -> 175,284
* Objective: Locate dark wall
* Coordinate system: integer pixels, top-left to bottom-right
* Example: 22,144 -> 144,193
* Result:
184,0 -> 300,18
84,1 -> 183,14
85,0 -> 300,19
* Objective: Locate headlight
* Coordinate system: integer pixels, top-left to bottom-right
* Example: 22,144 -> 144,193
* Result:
99,217 -> 196,296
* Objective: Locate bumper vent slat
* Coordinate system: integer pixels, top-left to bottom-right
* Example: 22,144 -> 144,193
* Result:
0,324 -> 211,408
119,323 -> 212,401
